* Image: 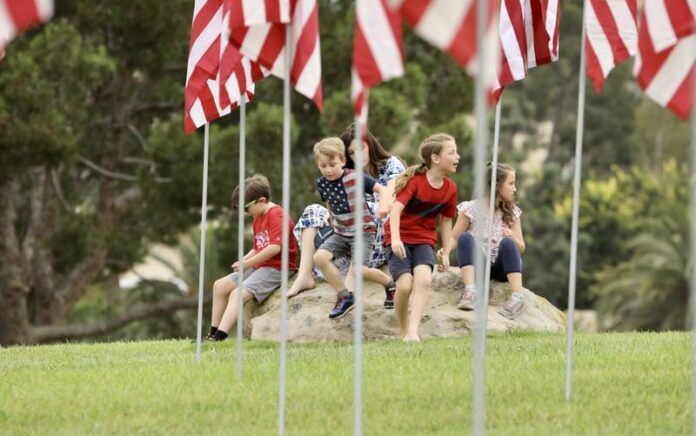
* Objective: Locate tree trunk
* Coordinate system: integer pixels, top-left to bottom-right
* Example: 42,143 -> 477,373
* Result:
0,179 -> 30,346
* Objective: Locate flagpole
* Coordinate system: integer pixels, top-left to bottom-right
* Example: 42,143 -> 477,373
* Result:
277,23 -> 292,436
565,0 -> 588,402
236,99 -> 247,378
353,116 -> 365,436
483,98 -> 502,317
195,123 -> 211,363
472,0 -> 490,433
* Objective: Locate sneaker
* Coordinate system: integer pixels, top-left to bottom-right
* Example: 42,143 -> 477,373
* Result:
457,289 -> 476,310
498,293 -> 525,320
383,281 -> 396,309
329,291 -> 355,319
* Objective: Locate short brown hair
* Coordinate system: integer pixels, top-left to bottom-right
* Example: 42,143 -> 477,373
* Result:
231,174 -> 271,208
313,137 -> 345,161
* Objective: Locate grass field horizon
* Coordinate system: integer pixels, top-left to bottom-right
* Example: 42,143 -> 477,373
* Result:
1,332 -> 691,435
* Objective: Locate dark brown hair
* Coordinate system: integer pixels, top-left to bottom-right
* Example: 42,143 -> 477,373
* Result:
340,124 -> 402,178
231,174 -> 271,208
394,133 -> 454,194
489,162 -> 517,226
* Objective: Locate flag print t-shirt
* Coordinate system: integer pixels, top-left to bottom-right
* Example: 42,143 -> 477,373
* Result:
253,205 -> 297,270
316,169 -> 377,236
385,173 -> 457,247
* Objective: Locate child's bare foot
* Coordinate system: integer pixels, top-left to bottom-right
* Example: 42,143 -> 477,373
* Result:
403,333 -> 420,342
287,274 -> 316,298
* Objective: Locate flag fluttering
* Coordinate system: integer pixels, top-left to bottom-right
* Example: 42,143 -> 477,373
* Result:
585,0 -> 637,93
497,0 -> 560,97
389,0 -> 502,105
633,0 -> 696,120
226,0 -> 323,110
351,0 -> 405,123
0,0 -> 53,51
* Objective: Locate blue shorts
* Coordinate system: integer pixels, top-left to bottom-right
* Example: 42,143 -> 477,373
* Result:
387,244 -> 435,281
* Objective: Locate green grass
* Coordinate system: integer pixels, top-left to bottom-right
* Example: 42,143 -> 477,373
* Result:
0,332 -> 691,435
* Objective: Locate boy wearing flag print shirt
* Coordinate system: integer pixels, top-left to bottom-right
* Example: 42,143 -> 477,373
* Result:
312,137 -> 395,319
206,174 -> 297,341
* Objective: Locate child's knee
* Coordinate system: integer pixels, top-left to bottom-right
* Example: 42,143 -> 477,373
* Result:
213,278 -> 234,297
313,249 -> 332,266
499,237 -> 517,253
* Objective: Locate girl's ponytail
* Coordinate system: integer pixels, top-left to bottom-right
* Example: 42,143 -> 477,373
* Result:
394,163 -> 428,194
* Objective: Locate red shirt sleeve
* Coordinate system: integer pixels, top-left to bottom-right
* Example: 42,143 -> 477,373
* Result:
441,179 -> 458,218
265,207 -> 284,245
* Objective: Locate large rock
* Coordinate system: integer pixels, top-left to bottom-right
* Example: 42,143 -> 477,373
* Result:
246,267 -> 566,342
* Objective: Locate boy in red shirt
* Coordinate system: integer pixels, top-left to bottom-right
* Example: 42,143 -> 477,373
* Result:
207,174 -> 297,341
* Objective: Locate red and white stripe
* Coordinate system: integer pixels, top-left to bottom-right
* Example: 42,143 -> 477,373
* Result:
497,0 -> 560,95
585,0 -> 637,93
351,0 -> 405,123
184,0 -> 230,133
389,0 -> 501,102
633,0 -> 696,120
227,0 -> 323,111
0,0 -> 53,50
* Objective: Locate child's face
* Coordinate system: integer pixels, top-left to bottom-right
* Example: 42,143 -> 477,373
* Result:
244,197 -> 266,217
498,172 -> 517,202
347,140 -> 369,167
316,153 -> 346,181
433,140 -> 460,174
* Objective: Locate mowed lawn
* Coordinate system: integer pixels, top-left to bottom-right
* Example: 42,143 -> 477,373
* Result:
0,332 -> 690,435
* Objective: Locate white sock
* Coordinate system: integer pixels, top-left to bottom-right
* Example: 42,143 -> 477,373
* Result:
511,292 -> 525,302
465,284 -> 477,293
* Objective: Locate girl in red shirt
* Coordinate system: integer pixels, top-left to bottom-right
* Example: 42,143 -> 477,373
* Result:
385,133 -> 459,341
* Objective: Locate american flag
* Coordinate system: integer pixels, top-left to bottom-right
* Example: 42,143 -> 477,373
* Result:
226,0 -> 323,111
0,0 -> 53,51
351,0 -> 405,123
318,170 -> 376,236
585,0 -> 637,93
633,0 -> 695,120
390,0 -> 502,104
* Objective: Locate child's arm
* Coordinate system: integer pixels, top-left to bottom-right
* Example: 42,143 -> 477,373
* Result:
438,216 -> 454,270
389,201 -> 406,259
504,218 -> 526,254
437,211 -> 470,263
233,245 -> 281,271
372,184 -> 390,219
231,249 -> 257,270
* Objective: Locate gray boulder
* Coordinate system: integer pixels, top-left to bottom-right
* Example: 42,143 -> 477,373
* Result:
244,267 -> 566,342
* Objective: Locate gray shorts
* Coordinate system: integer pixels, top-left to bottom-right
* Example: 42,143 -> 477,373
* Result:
317,233 -> 375,267
227,267 -> 283,303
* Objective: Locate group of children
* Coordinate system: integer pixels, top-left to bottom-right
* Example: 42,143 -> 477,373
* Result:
205,127 -> 526,343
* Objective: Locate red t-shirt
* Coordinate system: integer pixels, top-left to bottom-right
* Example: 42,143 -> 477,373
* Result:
384,173 -> 457,247
253,205 -> 298,270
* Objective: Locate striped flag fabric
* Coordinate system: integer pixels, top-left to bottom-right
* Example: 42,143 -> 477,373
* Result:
351,0 -> 405,123
226,0 -> 323,111
184,0 -> 231,133
585,0 -> 638,93
633,0 -> 696,120
389,0 -> 502,104
0,0 -> 53,51
497,0 -> 560,95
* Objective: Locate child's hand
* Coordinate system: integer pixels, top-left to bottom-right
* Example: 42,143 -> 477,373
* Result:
231,261 -> 243,271
322,214 -> 330,226
439,252 -> 450,272
502,227 -> 514,238
391,240 -> 406,259
376,203 -> 389,219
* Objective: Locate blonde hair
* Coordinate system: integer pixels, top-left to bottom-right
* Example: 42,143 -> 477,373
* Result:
489,162 -> 517,226
313,137 -> 345,161
394,133 -> 455,194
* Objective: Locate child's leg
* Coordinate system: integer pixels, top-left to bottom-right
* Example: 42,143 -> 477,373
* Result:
314,249 -> 345,292
217,288 -> 255,334
497,238 -> 523,293
394,273 -> 413,339
405,264 -> 433,341
288,227 -> 318,297
456,233 -> 476,285
211,275 -> 238,328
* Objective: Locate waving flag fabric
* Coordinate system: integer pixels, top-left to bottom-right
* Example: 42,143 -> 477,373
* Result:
351,0 -> 405,123
633,0 -> 696,120
227,0 -> 323,111
585,0 -> 637,93
0,0 -> 53,50
389,0 -> 501,104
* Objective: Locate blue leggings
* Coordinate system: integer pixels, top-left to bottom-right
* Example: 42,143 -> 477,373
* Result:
456,233 -> 522,283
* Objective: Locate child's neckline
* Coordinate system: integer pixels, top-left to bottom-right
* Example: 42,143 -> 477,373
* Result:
425,171 -> 445,189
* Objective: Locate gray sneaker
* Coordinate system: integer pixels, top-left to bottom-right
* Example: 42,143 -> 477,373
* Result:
498,293 -> 525,320
457,289 -> 476,310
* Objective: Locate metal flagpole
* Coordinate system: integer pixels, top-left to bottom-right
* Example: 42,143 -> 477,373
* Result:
236,99 -> 247,378
353,117 -> 365,436
472,0 -> 490,433
195,123 -> 211,363
277,23 -> 292,436
565,0 -> 588,402
483,99 -> 502,317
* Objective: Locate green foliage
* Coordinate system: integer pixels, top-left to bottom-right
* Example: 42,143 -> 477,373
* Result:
0,333 -> 690,434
